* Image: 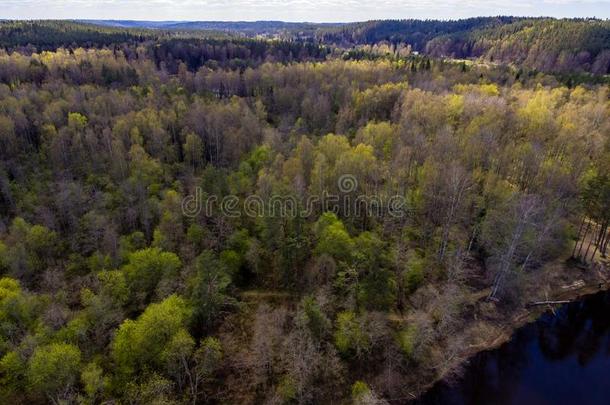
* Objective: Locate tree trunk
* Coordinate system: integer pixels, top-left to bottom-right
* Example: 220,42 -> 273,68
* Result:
597,222 -> 608,258
572,216 -> 586,257
467,224 -> 478,253
489,197 -> 537,300
577,221 -> 591,258
590,222 -> 606,262
583,223 -> 597,263
527,300 -> 571,306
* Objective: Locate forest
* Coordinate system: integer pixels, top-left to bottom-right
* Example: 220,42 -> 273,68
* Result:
0,19 -> 608,404
319,18 -> 610,74
3,18 -> 610,76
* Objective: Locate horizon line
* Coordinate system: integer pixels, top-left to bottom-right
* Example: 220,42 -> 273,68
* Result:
1,15 -> 608,24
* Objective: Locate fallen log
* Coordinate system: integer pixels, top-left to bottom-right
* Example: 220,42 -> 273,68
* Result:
560,279 -> 586,290
526,300 -> 571,307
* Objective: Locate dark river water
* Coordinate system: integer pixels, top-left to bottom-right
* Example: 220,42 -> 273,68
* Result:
417,290 -> 610,405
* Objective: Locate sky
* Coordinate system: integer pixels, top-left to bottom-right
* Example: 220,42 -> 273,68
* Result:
1,0 -> 609,22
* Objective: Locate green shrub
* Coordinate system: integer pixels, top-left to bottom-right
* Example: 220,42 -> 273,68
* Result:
397,325 -> 417,360
403,257 -> 425,293
334,311 -> 370,358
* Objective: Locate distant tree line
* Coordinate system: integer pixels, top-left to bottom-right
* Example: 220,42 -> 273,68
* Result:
318,17 -> 610,74
0,21 -> 331,72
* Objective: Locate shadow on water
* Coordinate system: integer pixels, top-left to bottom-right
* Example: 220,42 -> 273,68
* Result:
416,291 -> 610,405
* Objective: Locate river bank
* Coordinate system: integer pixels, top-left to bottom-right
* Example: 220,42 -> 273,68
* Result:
416,286 -> 610,404
409,258 -> 610,403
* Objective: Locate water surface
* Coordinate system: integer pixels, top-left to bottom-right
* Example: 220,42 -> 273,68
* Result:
418,291 -> 610,405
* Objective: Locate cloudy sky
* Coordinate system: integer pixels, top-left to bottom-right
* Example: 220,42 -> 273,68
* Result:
2,0 -> 609,22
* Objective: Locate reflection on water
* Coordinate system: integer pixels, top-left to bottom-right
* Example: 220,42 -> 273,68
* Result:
417,291 -> 610,405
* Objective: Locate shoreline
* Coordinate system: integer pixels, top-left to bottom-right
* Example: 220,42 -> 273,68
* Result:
409,263 -> 610,402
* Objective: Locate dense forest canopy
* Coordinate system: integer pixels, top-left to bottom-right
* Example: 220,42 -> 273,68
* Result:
2,18 -> 610,75
0,20 -> 155,51
2,18 -> 610,74
316,17 -> 523,48
0,20 -> 333,74
319,17 -> 610,74
0,20 -> 608,404
82,20 -> 339,37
